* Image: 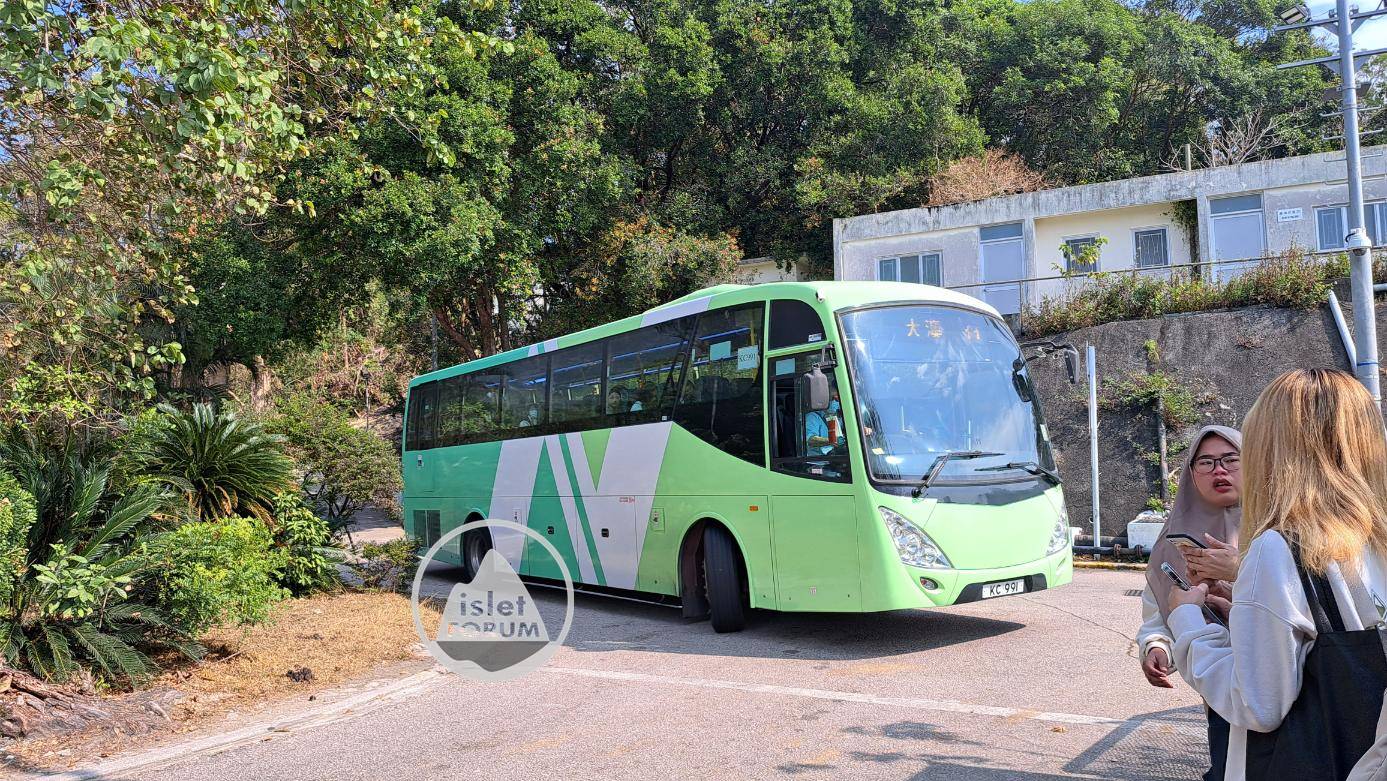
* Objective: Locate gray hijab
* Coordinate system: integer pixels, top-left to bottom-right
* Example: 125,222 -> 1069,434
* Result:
1145,425 -> 1243,621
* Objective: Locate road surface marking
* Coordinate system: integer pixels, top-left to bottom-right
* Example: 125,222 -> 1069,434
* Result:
542,666 -> 1203,733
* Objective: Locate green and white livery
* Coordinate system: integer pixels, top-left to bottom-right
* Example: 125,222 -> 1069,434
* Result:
403,281 -> 1073,632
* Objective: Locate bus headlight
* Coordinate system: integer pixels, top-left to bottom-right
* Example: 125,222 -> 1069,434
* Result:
1045,500 -> 1071,555
879,507 -> 951,569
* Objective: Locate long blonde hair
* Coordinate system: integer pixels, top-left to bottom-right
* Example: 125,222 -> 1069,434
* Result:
1240,368 -> 1387,573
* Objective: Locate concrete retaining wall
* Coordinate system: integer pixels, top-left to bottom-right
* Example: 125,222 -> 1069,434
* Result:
1025,302 -> 1368,539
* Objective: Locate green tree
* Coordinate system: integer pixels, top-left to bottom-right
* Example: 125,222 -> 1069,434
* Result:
268,395 -> 401,538
0,0 -> 479,430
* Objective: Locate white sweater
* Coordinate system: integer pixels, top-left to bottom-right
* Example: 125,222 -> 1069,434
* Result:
1138,585 -> 1174,661
1170,530 -> 1387,781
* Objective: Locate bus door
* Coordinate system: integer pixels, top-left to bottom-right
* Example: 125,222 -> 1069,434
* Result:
766,350 -> 862,610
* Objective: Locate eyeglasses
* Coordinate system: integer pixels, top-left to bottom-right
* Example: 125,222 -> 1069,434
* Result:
1192,455 -> 1240,474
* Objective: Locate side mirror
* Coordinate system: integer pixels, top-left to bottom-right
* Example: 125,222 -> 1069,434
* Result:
1064,348 -> 1080,384
803,366 -> 831,411
1019,339 -> 1081,385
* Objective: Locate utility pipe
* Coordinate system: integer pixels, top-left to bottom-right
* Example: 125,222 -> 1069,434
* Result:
1330,290 -> 1358,368
1087,344 -> 1100,554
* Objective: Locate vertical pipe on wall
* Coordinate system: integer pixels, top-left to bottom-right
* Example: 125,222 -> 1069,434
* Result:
1087,344 -> 1100,549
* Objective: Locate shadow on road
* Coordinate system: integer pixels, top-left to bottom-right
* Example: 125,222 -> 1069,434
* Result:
419,562 -> 1023,661
1061,705 -> 1208,781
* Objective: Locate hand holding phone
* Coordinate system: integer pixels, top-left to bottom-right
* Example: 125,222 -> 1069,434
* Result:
1165,533 -> 1208,549
1161,561 -> 1192,590
1162,562 -> 1227,627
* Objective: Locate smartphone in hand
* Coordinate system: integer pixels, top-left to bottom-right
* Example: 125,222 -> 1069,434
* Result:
1165,533 -> 1208,550
1161,561 -> 1227,627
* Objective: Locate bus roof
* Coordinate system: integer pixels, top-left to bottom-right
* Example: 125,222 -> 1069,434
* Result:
410,281 -> 1000,386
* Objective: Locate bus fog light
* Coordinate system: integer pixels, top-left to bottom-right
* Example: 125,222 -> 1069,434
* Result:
879,507 -> 951,569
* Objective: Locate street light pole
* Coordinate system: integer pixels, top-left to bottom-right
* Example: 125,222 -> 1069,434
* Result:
1276,1 -> 1387,404
1337,0 -> 1382,403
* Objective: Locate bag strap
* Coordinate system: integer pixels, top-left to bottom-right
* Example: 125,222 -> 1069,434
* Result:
1291,541 -> 1346,634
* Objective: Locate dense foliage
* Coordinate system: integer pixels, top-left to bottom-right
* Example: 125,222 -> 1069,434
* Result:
145,516 -> 288,637
0,0 -> 489,429
1022,251 -> 1355,336
177,0 -> 1332,382
270,493 -> 336,597
137,404 -> 294,522
268,395 -> 402,536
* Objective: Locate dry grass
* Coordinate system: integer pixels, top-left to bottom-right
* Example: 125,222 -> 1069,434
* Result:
166,591 -> 441,704
4,592 -> 442,771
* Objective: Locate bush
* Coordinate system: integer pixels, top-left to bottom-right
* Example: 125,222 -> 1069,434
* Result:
0,460 -> 192,684
1022,249 -> 1349,337
271,493 -> 336,596
268,394 -> 401,536
345,538 -> 419,593
138,403 -> 294,522
144,517 -> 289,637
0,472 -> 35,607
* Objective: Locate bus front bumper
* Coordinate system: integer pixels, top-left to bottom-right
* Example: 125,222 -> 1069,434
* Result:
902,546 -> 1073,608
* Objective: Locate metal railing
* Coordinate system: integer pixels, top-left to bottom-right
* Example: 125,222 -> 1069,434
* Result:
942,248 -> 1358,294
939,248 -> 1376,332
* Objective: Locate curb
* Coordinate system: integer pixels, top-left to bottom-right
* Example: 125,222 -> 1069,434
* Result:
1073,560 -> 1148,572
26,667 -> 448,781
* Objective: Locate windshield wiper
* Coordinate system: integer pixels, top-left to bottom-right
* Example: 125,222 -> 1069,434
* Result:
912,450 -> 1003,498
975,461 -> 1062,486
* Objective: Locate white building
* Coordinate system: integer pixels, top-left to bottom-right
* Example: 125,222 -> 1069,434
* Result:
832,146 -> 1387,316
734,256 -> 800,285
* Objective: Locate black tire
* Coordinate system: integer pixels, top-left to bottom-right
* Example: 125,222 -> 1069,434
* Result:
702,525 -> 747,633
462,524 -> 493,581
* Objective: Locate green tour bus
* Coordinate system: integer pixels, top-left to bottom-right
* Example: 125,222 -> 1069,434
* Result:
403,281 -> 1074,632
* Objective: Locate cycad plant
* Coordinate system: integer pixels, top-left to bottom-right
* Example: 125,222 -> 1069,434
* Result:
0,462 -> 200,684
139,404 -> 294,522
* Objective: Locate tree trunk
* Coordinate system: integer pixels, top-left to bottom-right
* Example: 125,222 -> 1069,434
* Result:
249,355 -> 273,413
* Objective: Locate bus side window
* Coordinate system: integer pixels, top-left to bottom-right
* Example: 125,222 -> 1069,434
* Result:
500,356 -> 548,433
673,303 -> 765,466
437,376 -> 465,448
410,382 -> 440,451
769,352 -> 850,482
769,299 -> 826,350
462,373 -> 503,441
606,320 -> 690,419
550,342 -> 605,427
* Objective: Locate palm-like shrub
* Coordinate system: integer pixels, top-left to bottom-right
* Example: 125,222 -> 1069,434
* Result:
140,404 -> 294,522
0,462 -> 198,684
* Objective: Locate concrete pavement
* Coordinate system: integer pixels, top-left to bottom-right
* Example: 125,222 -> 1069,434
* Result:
57,567 -> 1209,780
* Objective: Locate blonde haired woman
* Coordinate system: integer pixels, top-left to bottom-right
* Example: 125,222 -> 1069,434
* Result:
1169,368 -> 1387,781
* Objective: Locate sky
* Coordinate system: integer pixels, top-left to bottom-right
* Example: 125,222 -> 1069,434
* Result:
1303,0 -> 1387,53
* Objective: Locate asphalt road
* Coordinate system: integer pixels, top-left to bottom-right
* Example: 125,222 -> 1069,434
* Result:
118,567 -> 1207,781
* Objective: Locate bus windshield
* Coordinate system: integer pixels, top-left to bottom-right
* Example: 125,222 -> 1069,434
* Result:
839,304 -> 1051,485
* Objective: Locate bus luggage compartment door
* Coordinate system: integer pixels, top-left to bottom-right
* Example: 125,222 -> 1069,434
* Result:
770,495 -> 861,610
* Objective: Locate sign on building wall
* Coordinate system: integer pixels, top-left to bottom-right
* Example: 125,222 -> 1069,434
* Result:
1277,208 -> 1304,222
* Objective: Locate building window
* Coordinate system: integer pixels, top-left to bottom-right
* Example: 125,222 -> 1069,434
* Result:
1134,228 -> 1169,268
1063,236 -> 1100,274
1317,204 -> 1386,250
1210,193 -> 1263,216
876,253 -> 942,285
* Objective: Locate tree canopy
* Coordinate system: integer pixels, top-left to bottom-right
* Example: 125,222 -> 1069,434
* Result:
2,0 -> 1336,426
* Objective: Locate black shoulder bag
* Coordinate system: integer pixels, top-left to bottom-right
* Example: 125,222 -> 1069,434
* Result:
1245,547 -> 1387,781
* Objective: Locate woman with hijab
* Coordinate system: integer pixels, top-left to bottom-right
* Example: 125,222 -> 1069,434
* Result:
1138,424 -> 1243,781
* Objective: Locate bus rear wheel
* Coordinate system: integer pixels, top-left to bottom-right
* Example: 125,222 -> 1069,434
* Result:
462,524 -> 493,581
702,525 -> 747,633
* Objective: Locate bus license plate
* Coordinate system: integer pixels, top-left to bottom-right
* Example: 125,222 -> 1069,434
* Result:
981,579 -> 1025,599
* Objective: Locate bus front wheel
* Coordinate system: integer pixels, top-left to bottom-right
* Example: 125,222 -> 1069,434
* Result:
702,525 -> 747,633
